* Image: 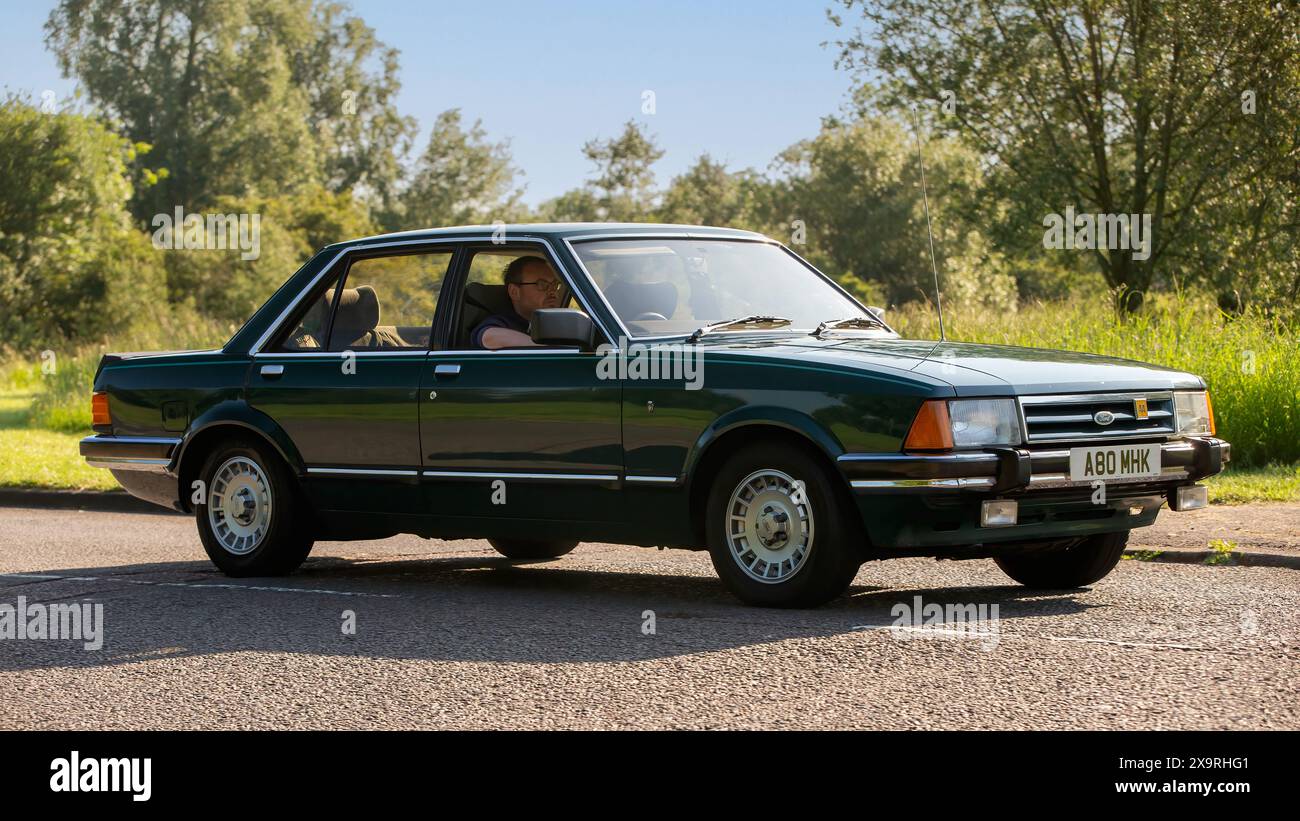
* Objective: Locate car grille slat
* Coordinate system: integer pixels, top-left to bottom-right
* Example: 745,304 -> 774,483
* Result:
1020,392 -> 1176,443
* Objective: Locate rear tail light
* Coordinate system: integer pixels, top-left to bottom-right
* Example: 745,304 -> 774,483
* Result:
903,399 -> 955,450
91,392 -> 111,427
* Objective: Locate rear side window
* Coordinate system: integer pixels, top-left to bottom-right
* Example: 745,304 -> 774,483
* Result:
327,251 -> 453,351
278,284 -> 337,351
271,249 -> 453,353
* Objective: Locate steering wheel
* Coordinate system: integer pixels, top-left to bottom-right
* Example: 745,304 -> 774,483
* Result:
633,312 -> 668,321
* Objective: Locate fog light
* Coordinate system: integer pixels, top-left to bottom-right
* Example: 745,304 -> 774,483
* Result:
981,499 -> 1018,527
1172,485 -> 1209,512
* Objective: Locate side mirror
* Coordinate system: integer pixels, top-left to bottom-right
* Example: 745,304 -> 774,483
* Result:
867,306 -> 886,322
531,308 -> 594,350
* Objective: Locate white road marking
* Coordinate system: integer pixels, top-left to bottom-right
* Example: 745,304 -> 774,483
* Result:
853,624 -> 1211,651
1035,634 -> 1209,651
0,572 -> 397,599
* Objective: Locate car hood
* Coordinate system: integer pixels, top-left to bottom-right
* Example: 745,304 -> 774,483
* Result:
704,335 -> 1203,396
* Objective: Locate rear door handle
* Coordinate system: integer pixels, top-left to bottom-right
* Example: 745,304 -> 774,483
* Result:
434,364 -> 462,377
260,365 -> 284,378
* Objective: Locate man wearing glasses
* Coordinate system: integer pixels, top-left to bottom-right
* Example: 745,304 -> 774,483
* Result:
472,255 -> 563,349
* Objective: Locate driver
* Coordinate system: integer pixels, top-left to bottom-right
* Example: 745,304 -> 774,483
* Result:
472,256 -> 562,349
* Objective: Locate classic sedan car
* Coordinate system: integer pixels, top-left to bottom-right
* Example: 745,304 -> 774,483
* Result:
81,223 -> 1229,607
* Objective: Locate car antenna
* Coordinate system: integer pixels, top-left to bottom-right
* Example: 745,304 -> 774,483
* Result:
910,105 -> 947,342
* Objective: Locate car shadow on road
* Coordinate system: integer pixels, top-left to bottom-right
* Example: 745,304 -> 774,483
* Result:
0,553 -> 1102,672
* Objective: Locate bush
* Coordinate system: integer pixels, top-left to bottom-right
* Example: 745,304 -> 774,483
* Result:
21,306 -> 235,432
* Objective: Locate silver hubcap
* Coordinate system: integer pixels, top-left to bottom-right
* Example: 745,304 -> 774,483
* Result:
207,456 -> 272,555
725,469 -> 814,583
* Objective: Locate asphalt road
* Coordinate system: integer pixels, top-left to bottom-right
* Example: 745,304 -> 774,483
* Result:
1,505 -> 1296,730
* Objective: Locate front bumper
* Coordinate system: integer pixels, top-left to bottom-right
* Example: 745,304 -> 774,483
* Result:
839,437 -> 1230,549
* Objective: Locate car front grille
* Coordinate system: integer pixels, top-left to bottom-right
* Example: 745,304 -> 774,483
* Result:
1019,392 -> 1176,443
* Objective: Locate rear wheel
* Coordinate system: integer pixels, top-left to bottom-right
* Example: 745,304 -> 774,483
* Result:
195,437 -> 314,577
993,531 -> 1129,588
705,442 -> 863,608
488,538 -> 579,560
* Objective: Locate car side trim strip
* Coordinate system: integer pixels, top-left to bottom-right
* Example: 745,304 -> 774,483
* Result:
306,467 -> 420,477
421,470 -> 618,483
625,475 -> 680,485
850,477 -> 996,489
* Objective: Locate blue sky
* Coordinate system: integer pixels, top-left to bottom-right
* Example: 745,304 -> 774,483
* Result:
0,0 -> 857,206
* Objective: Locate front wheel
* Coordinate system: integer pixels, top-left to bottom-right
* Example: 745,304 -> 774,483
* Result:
993,531 -> 1129,588
488,538 -> 579,560
705,442 -> 863,608
195,437 -> 314,577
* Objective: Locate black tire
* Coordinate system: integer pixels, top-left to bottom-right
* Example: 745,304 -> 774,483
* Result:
993,531 -> 1129,588
488,538 -> 579,560
704,441 -> 863,608
194,436 -> 314,577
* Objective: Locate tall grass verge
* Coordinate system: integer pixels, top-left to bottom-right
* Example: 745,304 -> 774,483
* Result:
889,292 -> 1298,468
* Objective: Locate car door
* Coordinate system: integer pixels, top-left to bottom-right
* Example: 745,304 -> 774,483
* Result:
417,242 -> 624,522
248,243 -> 458,513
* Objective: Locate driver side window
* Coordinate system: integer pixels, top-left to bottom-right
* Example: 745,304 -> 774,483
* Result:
450,247 -> 581,350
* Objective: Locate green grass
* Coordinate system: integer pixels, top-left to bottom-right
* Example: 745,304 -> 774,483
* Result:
1204,464 -> 1300,504
0,428 -> 119,490
891,292 -> 1299,469
0,386 -> 118,490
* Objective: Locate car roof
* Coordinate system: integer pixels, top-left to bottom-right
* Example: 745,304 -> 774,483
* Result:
327,222 -> 771,251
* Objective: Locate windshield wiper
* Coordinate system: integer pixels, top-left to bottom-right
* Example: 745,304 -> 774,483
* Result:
687,315 -> 791,343
812,316 -> 888,337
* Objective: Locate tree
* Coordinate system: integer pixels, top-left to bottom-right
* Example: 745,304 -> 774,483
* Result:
394,109 -> 524,230
766,115 -> 1018,310
0,96 -> 165,348
45,0 -> 414,220
832,0 -> 1300,310
657,154 -> 765,229
162,184 -> 376,321
541,120 -> 665,221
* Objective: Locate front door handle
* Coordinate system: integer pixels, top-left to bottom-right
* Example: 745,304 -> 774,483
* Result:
434,364 -> 462,377
260,364 -> 284,378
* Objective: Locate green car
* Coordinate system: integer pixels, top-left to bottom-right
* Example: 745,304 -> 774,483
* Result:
81,223 -> 1229,607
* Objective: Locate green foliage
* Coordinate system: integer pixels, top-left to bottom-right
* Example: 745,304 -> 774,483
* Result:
392,109 -> 524,230
890,292 -> 1299,468
831,0 -> 1300,312
1205,538 -> 1238,565
1207,465 -> 1300,505
540,120 -> 664,221
160,185 -> 376,322
762,115 -> 1018,311
0,96 -> 166,349
45,0 -> 415,219
656,154 -> 765,230
19,305 -> 236,432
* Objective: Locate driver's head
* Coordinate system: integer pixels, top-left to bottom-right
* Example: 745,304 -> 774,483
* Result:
504,256 -> 561,319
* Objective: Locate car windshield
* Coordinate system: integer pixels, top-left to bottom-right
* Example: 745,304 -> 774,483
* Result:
571,238 -> 873,338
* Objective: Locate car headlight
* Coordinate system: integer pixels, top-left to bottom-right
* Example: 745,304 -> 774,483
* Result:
903,398 -> 1024,450
1174,390 -> 1215,435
